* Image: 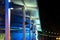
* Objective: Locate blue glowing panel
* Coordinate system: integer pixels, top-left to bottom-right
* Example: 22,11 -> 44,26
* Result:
26,33 -> 30,40
11,28 -> 23,40
26,28 -> 30,40
11,28 -> 30,40
11,33 -> 23,40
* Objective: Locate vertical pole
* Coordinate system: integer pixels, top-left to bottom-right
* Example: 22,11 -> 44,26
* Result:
22,7 -> 26,40
22,0 -> 26,40
5,0 -> 10,40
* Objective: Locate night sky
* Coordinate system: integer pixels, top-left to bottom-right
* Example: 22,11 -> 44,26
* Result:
37,0 -> 60,33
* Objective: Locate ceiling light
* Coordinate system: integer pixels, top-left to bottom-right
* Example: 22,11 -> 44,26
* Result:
10,8 -> 14,10
8,0 -> 11,2
51,32 -> 53,34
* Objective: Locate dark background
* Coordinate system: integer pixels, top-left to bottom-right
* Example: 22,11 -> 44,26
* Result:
37,0 -> 60,34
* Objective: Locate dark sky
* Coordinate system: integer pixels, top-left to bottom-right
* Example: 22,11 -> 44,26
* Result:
37,0 -> 60,33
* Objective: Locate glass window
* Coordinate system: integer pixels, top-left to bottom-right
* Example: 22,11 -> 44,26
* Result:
10,8 -> 24,40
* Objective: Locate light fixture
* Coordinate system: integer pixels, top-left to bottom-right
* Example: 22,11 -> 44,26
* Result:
48,32 -> 50,33
51,32 -> 53,34
10,8 -> 14,10
8,0 -> 11,2
57,33 -> 59,35
56,37 -> 59,39
59,37 -> 60,39
45,31 -> 47,32
54,32 -> 56,35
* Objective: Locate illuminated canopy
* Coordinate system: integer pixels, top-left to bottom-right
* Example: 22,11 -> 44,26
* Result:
12,0 -> 37,7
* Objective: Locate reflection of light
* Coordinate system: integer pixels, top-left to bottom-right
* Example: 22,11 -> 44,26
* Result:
54,32 -> 56,35
26,5 -> 37,8
36,25 -> 42,31
56,37 -> 60,40
8,0 -> 11,2
56,38 -> 59,39
35,20 -> 40,24
59,38 -> 60,39
8,8 -> 10,27
36,31 -> 38,40
36,25 -> 40,28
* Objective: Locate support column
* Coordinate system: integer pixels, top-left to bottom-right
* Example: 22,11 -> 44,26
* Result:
5,0 -> 10,40
22,7 -> 26,40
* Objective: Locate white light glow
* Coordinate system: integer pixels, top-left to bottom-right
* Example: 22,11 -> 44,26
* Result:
8,8 -> 11,27
59,38 -> 60,39
34,20 -> 40,24
8,0 -> 11,2
56,38 -> 58,39
36,31 -> 38,40
36,25 -> 42,31
10,8 -> 14,10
